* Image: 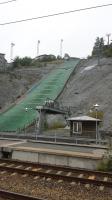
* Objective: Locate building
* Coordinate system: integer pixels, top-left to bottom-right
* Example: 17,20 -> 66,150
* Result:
0,53 -> 7,69
67,115 -> 101,139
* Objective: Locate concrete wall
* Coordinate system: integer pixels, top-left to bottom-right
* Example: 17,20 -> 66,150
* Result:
12,150 -> 101,170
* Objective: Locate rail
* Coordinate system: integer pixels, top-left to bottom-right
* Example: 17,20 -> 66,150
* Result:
0,189 -> 45,200
0,159 -> 111,188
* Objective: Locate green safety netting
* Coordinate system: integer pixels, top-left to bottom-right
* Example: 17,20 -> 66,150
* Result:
0,59 -> 80,132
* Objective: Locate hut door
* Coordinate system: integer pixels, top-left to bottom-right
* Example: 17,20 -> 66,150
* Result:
73,122 -> 82,134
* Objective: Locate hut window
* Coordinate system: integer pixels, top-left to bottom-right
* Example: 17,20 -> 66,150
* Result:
73,122 -> 82,134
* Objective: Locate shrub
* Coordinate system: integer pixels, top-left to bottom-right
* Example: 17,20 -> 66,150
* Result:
13,56 -> 32,68
97,158 -> 112,171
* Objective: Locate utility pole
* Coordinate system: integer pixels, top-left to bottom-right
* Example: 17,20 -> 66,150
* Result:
60,39 -> 63,58
37,40 -> 40,57
106,34 -> 111,46
10,42 -> 15,62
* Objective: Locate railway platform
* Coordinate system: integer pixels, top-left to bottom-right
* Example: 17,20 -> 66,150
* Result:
0,138 -> 107,170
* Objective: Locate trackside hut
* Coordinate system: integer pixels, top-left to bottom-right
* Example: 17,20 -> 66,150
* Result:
67,116 -> 101,138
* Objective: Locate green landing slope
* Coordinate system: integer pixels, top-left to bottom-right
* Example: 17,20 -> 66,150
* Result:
0,59 -> 80,132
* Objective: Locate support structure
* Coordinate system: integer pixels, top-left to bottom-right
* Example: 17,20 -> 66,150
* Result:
36,101 -> 69,135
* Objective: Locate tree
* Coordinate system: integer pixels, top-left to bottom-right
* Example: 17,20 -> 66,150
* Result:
20,57 -> 32,66
13,56 -> 32,67
13,56 -> 20,68
92,37 -> 105,56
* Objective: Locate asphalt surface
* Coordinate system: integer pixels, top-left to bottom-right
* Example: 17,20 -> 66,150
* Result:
9,141 -> 106,155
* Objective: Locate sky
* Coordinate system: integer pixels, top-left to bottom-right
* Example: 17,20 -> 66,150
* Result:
0,0 -> 112,62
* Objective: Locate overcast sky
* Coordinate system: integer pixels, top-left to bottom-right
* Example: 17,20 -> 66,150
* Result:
0,0 -> 112,61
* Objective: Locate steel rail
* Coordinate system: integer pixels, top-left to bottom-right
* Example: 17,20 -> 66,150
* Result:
0,158 -> 112,177
0,189 -> 44,200
0,164 -> 112,188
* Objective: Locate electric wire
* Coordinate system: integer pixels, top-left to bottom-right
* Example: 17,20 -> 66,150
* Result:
0,3 -> 112,25
0,0 -> 16,5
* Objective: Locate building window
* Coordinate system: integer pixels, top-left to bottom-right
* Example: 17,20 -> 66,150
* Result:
73,122 -> 82,134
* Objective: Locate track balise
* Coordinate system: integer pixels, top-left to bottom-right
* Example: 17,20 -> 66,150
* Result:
0,159 -> 112,187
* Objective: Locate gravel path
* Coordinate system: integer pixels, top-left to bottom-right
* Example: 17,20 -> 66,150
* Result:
0,172 -> 111,200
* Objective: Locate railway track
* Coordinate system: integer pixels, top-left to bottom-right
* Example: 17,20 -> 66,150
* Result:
0,159 -> 112,188
0,189 -> 44,200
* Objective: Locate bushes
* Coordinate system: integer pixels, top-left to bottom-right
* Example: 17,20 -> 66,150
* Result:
13,56 -> 32,68
97,158 -> 112,171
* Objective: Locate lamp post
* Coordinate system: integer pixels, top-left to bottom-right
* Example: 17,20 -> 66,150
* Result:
93,104 -> 99,144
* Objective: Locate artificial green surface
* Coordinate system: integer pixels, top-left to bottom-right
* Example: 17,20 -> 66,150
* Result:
0,59 -> 80,132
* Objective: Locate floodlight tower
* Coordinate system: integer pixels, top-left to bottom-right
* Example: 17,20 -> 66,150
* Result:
10,42 -> 15,62
60,39 -> 63,58
106,34 -> 111,46
37,40 -> 40,57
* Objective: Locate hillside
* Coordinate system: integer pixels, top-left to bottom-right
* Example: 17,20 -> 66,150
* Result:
58,57 -> 112,132
0,64 -> 55,112
0,58 -> 112,132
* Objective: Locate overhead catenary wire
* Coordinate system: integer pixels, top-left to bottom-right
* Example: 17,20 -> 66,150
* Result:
0,3 -> 112,26
0,0 -> 16,5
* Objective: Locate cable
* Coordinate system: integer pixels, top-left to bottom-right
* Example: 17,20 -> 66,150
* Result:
0,3 -> 112,25
0,0 -> 16,5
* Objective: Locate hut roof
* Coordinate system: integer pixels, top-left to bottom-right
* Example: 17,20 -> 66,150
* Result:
67,115 -> 101,122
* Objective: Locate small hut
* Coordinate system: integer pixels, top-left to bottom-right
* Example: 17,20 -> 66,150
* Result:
67,115 -> 101,139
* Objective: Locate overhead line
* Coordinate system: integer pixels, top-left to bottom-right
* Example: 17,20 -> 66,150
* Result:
0,0 -> 16,5
0,3 -> 112,25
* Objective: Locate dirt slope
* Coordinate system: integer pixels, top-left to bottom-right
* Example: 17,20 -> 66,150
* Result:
58,58 -> 112,131
0,64 -> 54,112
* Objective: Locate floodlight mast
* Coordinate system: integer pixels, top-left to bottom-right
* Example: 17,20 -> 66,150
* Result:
37,40 -> 40,57
60,39 -> 63,58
